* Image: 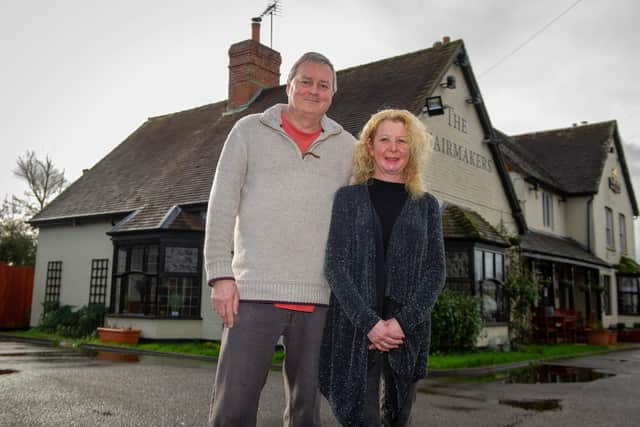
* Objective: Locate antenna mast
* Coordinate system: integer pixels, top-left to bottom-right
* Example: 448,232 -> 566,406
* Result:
256,0 -> 283,48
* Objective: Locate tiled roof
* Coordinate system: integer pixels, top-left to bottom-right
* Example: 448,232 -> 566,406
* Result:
520,231 -> 609,268
507,121 -> 614,194
494,129 -> 563,193
442,204 -> 510,246
501,120 -> 638,215
30,41 -> 464,231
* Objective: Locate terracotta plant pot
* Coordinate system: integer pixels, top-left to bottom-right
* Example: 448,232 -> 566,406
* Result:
586,330 -> 610,346
97,327 -> 141,345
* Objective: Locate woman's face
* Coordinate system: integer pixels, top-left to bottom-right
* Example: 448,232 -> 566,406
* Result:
368,119 -> 410,183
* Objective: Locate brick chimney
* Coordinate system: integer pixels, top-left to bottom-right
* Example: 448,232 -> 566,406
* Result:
227,17 -> 282,110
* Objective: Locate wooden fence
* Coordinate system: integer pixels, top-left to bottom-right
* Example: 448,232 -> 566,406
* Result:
0,262 -> 34,329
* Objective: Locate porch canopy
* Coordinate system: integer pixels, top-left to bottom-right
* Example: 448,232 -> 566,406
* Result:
520,231 -> 610,270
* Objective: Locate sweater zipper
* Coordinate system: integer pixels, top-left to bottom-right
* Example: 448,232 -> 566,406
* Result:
277,127 -> 333,161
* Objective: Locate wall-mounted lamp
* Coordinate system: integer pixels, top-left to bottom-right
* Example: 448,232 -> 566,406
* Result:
465,96 -> 482,105
423,96 -> 448,116
455,52 -> 468,67
439,75 -> 456,89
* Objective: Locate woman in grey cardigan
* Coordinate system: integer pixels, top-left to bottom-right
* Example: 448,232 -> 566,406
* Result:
319,109 -> 446,426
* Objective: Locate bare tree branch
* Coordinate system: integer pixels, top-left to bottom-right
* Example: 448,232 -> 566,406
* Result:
13,150 -> 67,215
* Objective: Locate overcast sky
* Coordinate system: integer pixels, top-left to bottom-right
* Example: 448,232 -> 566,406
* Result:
2,0 -> 639,256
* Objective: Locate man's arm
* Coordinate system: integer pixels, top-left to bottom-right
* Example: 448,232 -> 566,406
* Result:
204,123 -> 248,327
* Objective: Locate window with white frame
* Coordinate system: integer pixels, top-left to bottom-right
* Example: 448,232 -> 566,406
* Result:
605,207 -> 615,249
542,191 -> 553,228
619,213 -> 627,254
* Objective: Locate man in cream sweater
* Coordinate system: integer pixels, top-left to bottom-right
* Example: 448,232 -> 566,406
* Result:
205,52 -> 355,426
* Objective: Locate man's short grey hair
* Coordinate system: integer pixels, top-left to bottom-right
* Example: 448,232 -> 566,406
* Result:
287,52 -> 338,93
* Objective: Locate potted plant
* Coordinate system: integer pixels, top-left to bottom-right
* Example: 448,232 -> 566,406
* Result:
97,324 -> 142,345
168,291 -> 182,317
586,321 -> 610,346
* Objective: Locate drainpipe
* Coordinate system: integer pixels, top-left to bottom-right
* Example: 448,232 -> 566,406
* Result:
587,196 -> 594,252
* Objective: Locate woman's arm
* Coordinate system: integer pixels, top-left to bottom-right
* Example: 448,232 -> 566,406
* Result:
395,196 -> 446,333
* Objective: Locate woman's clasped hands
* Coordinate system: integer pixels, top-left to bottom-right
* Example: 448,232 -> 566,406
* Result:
367,318 -> 405,352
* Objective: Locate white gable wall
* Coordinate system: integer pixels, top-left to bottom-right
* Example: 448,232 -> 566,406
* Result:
591,138 -> 637,263
564,196 -> 590,248
423,63 -> 518,236
30,221 -> 114,326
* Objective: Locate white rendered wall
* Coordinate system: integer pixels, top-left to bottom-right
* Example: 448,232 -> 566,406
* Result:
30,221 -> 114,326
591,138 -> 637,264
423,63 -> 518,235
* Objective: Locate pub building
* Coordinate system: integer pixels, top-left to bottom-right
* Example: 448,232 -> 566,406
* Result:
28,22 -> 638,347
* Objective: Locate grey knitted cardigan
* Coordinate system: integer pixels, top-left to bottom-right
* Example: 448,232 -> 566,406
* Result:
319,183 -> 446,426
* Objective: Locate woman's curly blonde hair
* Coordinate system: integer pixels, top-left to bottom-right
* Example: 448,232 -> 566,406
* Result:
352,109 -> 430,199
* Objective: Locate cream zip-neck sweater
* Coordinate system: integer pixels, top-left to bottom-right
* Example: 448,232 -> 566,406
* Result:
204,104 -> 355,304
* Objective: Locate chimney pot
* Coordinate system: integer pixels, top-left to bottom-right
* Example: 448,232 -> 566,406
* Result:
251,17 -> 261,43
443,36 -> 450,44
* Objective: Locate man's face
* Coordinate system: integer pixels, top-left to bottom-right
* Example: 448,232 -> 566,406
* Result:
286,61 -> 334,118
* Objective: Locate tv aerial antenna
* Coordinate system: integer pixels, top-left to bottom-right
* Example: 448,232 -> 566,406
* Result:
254,0 -> 283,48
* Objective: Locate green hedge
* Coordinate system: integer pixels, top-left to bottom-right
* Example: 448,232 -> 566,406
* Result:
39,303 -> 106,338
430,289 -> 482,353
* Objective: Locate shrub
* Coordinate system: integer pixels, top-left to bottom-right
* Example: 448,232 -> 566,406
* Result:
431,288 -> 482,353
504,249 -> 538,346
39,303 -> 106,338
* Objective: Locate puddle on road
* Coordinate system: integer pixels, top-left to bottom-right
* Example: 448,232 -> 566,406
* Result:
0,369 -> 19,375
499,398 -> 561,412
94,351 -> 140,363
429,364 -> 614,385
503,364 -> 613,384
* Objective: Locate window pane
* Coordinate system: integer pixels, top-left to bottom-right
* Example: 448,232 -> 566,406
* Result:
131,246 -> 144,271
117,249 -> 127,274
481,280 -> 497,322
125,273 -> 146,314
113,277 -> 121,312
446,251 -> 469,279
474,250 -> 483,282
165,247 -> 198,273
605,208 -> 614,247
147,246 -> 159,274
161,277 -> 201,317
484,252 -> 494,279
619,214 -> 627,253
495,254 -> 504,282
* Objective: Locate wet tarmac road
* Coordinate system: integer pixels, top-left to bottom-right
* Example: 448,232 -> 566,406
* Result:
1,339 -> 640,426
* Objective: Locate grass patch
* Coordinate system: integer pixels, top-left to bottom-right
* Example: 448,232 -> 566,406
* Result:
4,329 -> 626,370
1,328 -> 69,345
428,343 -> 623,369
